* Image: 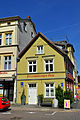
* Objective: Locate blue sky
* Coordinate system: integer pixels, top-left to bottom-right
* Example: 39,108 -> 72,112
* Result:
0,0 -> 80,75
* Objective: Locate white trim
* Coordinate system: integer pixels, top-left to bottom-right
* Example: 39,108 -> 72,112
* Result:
44,83 -> 55,98
37,46 -> 44,54
28,60 -> 37,73
44,59 -> 54,72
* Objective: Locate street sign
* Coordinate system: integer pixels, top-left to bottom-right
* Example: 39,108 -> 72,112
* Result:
64,99 -> 70,109
21,82 -> 23,87
61,83 -> 63,88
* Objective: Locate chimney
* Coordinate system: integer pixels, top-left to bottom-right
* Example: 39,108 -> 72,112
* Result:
27,16 -> 31,19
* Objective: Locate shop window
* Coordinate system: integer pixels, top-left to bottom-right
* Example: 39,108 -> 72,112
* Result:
4,56 -> 11,70
45,59 -> 53,72
0,34 -> 2,45
5,33 -> 12,45
45,83 -> 54,98
28,61 -> 36,73
37,46 -> 43,54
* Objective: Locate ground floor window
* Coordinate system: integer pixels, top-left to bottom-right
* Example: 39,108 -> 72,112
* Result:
45,83 -> 55,98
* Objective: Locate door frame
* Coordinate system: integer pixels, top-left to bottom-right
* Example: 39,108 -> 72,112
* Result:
28,83 -> 37,104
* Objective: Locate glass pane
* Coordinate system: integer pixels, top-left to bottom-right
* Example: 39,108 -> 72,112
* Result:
46,84 -> 49,87
5,56 -> 7,60
33,61 -> 36,64
51,88 -> 54,96
9,34 -> 12,38
6,38 -> 8,45
45,60 -> 48,63
50,64 -> 53,71
4,62 -> 7,70
33,65 -> 36,72
50,84 -> 53,87
46,88 -> 49,96
9,38 -> 12,45
0,39 -> 1,45
0,35 -> 1,38
29,61 -> 32,64
29,66 -> 32,72
50,60 -> 53,63
9,56 -> 11,60
46,64 -> 48,71
8,62 -> 11,69
6,34 -> 8,38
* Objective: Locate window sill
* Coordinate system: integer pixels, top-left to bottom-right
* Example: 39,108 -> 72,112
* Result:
44,96 -> 55,98
35,53 -> 45,55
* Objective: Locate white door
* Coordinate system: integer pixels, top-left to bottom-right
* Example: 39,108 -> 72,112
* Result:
28,84 -> 37,104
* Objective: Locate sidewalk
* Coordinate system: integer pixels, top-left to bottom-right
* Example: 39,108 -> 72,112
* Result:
10,101 -> 80,112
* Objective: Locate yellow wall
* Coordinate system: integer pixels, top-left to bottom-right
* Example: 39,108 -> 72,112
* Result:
17,36 -> 66,104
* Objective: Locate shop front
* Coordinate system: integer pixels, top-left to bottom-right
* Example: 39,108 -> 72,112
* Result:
0,79 -> 14,101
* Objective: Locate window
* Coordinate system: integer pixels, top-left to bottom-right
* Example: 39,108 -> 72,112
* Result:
31,32 -> 33,38
7,22 -> 10,26
28,61 -> 36,73
5,33 -> 12,45
0,34 -> 2,45
45,83 -> 54,97
24,22 -> 27,32
45,59 -> 53,72
4,56 -> 11,70
0,56 -> 1,69
37,46 -> 43,54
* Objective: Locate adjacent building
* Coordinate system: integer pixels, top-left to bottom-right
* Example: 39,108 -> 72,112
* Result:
0,16 -> 36,103
17,32 -> 74,105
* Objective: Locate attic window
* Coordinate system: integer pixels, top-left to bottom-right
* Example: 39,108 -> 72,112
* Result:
24,22 -> 27,32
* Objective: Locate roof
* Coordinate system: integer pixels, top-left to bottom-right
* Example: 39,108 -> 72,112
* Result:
18,32 -> 67,59
0,16 -> 21,22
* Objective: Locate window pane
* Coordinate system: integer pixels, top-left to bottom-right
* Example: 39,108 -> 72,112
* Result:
29,61 -> 32,64
50,60 -> 53,63
33,61 -> 36,64
6,38 -> 8,45
9,38 -> 12,45
51,88 -> 54,96
0,39 -> 1,45
5,56 -> 7,60
46,64 -> 48,71
4,62 -> 7,70
50,84 -> 53,87
29,66 -> 32,72
8,62 -> 11,69
50,64 -> 53,71
33,65 -> 36,72
46,84 -> 49,87
46,88 -> 49,96
45,60 -> 48,63
6,34 -> 8,38
9,56 -> 11,60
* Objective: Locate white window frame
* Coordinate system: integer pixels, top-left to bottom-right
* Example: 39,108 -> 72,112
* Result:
4,56 -> 11,70
5,33 -> 12,45
0,34 -> 2,45
37,46 -> 44,54
28,61 -> 37,73
44,59 -> 53,72
45,83 -> 55,98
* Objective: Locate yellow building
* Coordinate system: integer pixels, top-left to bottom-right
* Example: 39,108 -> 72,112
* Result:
17,32 -> 74,105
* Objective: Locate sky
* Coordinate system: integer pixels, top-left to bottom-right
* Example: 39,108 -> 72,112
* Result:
0,0 -> 80,75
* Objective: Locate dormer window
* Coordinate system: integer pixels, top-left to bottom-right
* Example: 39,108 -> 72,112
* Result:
37,46 -> 43,54
24,22 -> 27,32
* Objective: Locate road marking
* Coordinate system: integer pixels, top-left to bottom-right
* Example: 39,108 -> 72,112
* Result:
52,112 -> 56,115
1,112 -> 11,114
27,112 -> 36,114
45,112 -> 56,116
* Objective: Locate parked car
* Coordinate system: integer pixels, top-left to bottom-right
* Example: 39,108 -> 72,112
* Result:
0,97 -> 10,110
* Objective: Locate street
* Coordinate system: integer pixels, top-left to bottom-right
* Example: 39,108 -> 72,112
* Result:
0,109 -> 80,120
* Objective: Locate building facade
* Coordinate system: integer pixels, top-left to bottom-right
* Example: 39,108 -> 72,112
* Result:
0,16 -> 36,103
17,32 -> 74,105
